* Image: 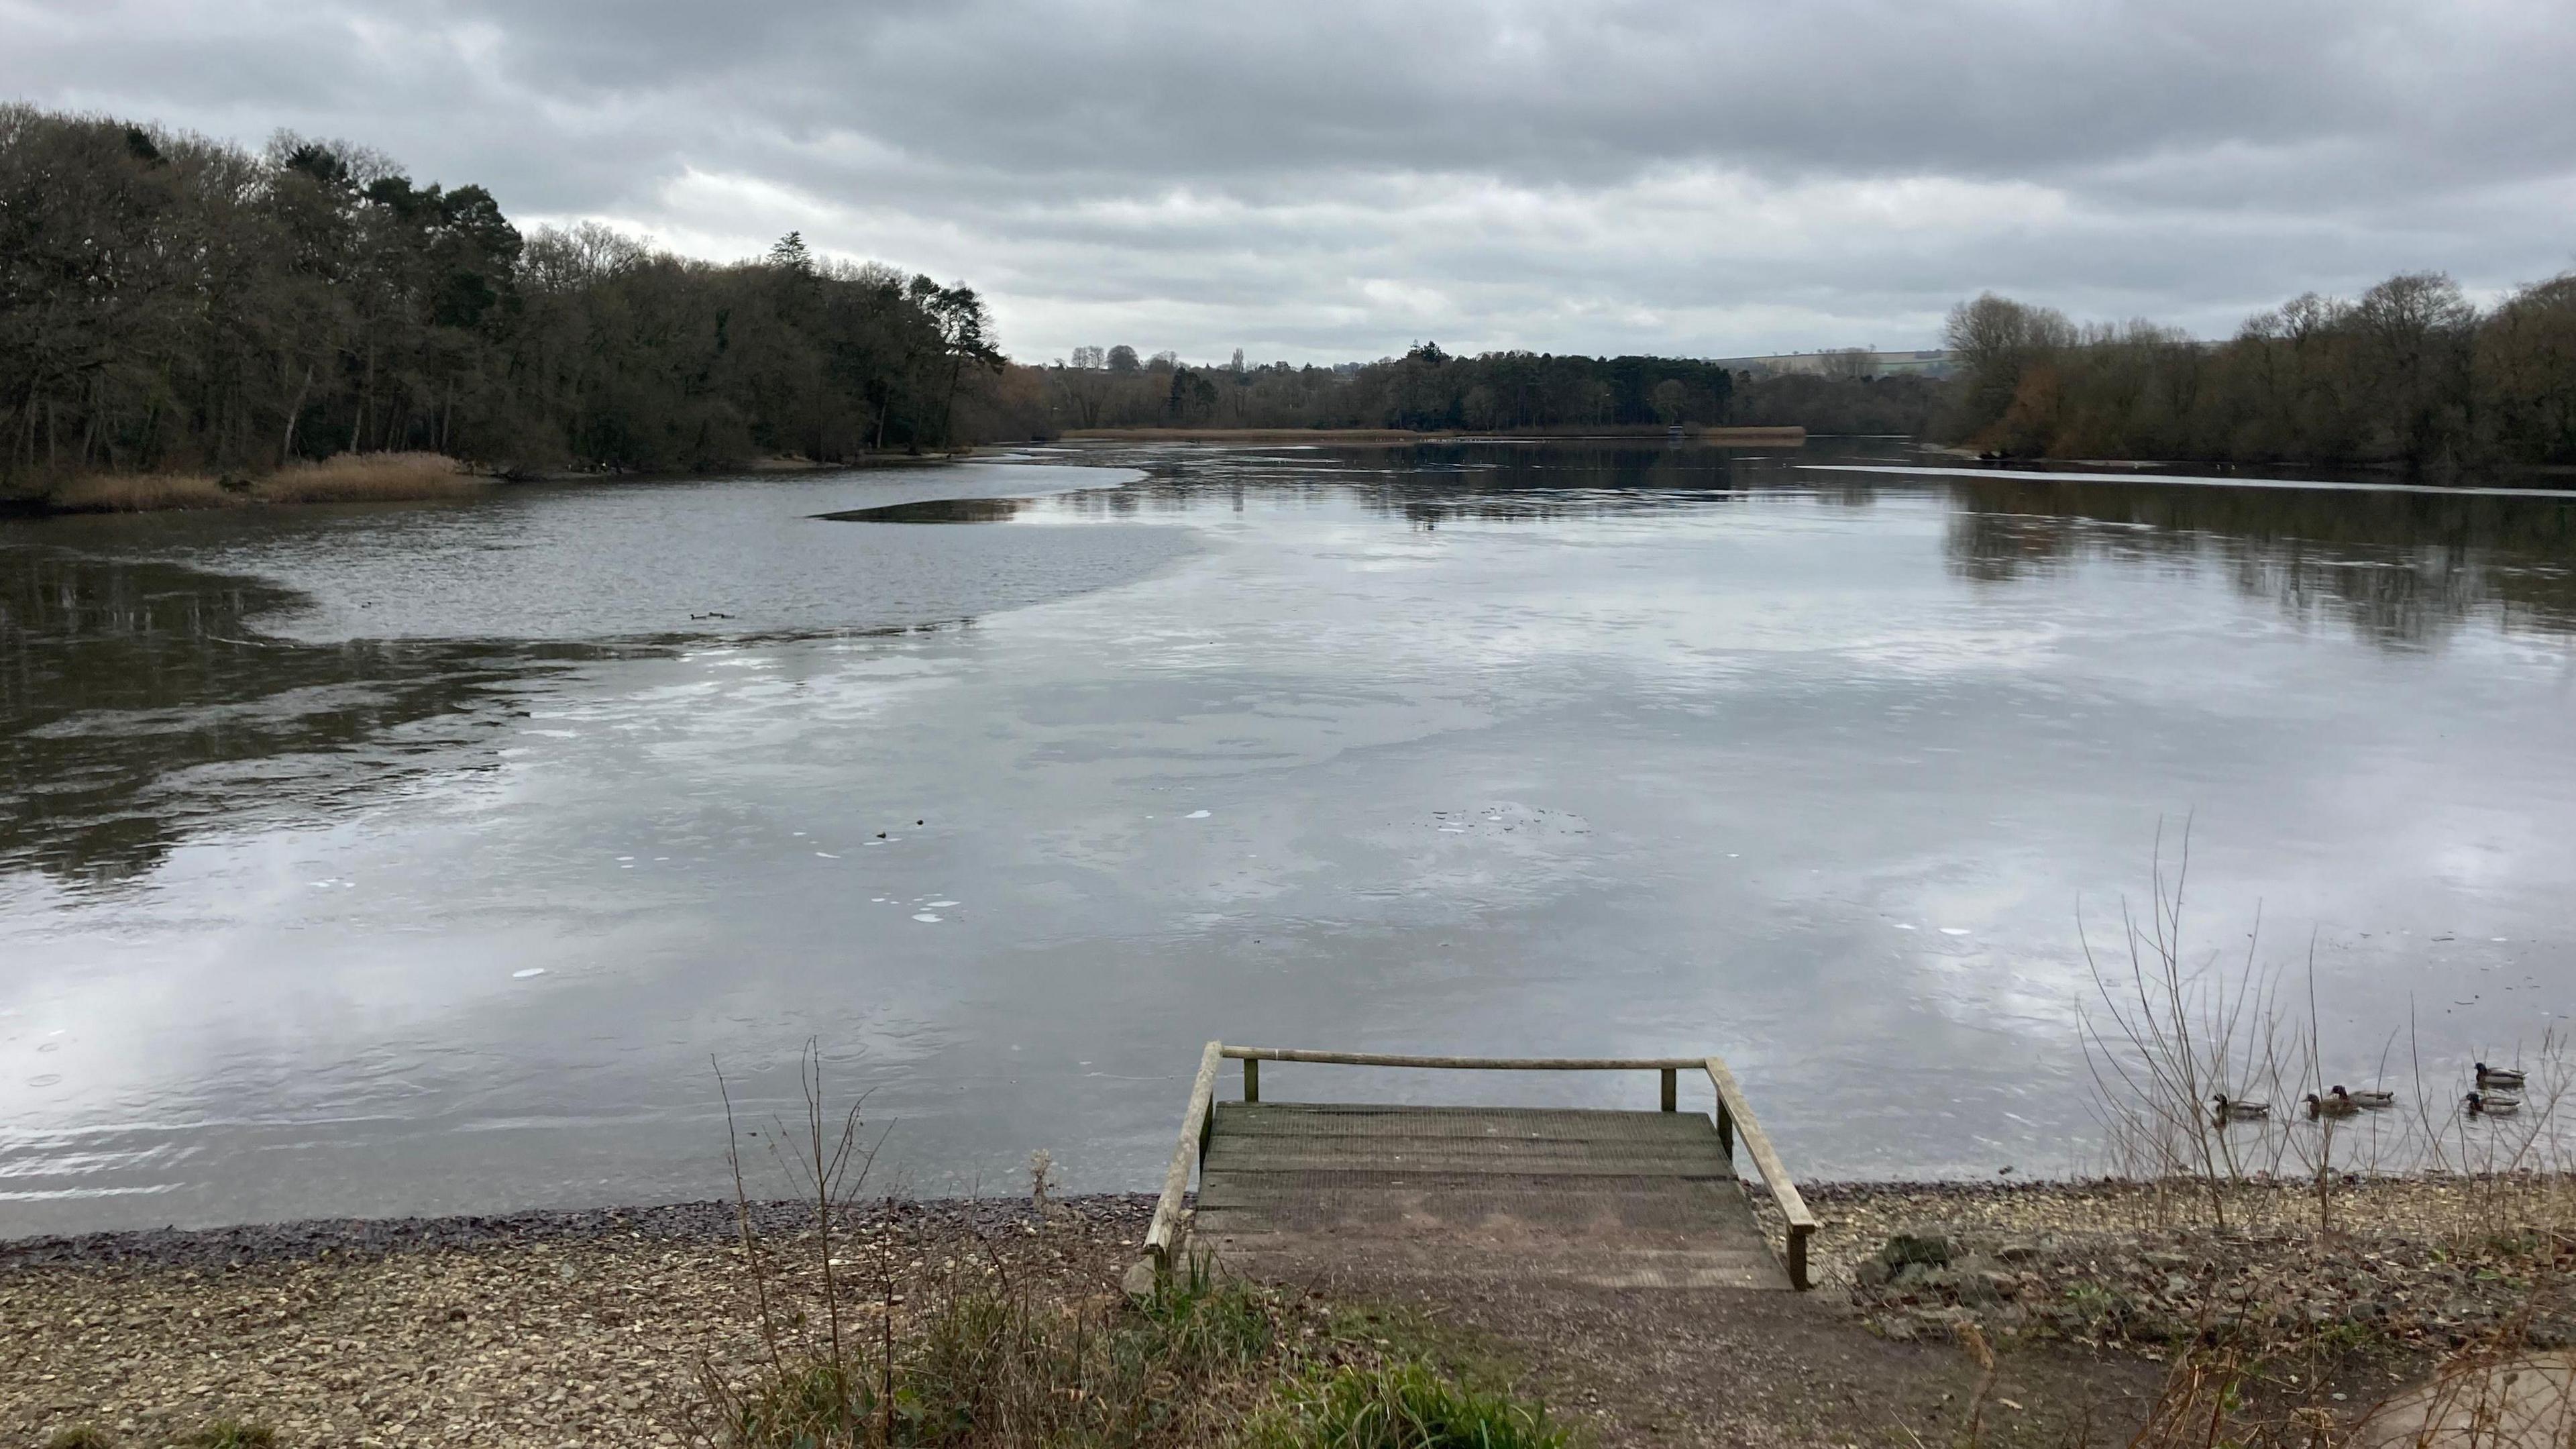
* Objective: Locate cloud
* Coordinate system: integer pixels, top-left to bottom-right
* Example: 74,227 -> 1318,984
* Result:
6,0 -> 2572,360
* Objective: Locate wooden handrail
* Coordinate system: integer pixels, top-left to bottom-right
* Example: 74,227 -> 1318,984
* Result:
1144,1040 -> 1224,1276
1220,1047 -> 1704,1070
1704,1055 -> 1817,1290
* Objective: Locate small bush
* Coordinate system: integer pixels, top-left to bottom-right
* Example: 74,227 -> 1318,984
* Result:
1247,1360 -> 1570,1449
44,1427 -> 119,1449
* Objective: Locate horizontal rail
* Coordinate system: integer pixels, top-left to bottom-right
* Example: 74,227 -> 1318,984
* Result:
1704,1055 -> 1817,1290
1220,1046 -> 1706,1070
1142,1040 -> 1224,1277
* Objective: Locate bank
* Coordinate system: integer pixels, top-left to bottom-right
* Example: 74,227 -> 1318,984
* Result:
7,1175 -> 2569,1448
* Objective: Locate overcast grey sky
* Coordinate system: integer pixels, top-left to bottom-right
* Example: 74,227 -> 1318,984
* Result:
7,0 -> 2573,363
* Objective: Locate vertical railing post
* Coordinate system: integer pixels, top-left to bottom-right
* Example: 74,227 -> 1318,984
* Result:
1244,1057 -> 1258,1103
1717,1099 -> 1734,1159
1659,1067 -> 1676,1112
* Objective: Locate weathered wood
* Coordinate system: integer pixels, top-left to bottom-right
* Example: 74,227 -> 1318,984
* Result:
1195,1100 -> 1786,1289
1144,1040 -> 1224,1276
1221,1047 -> 1703,1070
1155,1044 -> 1815,1292
1703,1056 -> 1817,1289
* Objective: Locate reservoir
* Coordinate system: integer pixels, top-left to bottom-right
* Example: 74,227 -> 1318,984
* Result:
3,440 -> 2572,1235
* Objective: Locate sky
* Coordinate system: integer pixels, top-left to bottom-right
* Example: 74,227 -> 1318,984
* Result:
7,0 -> 2574,364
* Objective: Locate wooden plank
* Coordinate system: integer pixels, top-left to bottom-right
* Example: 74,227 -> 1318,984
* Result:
1212,1104 -> 1720,1142
1703,1055 -> 1817,1289
1222,1046 -> 1703,1070
1143,1040 -> 1224,1275
1206,1155 -> 1736,1178
1204,1138 -> 1729,1169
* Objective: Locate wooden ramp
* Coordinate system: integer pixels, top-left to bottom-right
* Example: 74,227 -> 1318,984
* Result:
1141,1046 -> 1816,1293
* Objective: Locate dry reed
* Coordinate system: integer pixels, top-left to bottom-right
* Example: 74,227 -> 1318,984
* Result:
2079,821 -> 2574,1248
42,452 -> 486,513
45,472 -> 239,512
254,451 -> 483,503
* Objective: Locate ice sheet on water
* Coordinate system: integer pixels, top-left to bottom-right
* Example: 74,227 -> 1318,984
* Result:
912,912 -> 943,923
513,968 -> 546,979
927,900 -> 959,908
815,852 -> 840,859
1940,927 -> 1971,936
1186,810 -> 1211,819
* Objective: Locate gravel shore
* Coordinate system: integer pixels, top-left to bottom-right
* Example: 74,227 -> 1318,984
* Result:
9,1177 -> 2571,1448
1791,1177 -> 2576,1358
3,1196 -> 1157,1449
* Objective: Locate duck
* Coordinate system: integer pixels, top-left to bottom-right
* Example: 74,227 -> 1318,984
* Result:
2465,1091 -> 2521,1118
2304,1091 -> 2359,1120
2211,1095 -> 2270,1123
2475,1063 -> 2526,1091
2332,1085 -> 2396,1110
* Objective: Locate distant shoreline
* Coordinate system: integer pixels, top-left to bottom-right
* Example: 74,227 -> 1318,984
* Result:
1059,425 -> 1807,445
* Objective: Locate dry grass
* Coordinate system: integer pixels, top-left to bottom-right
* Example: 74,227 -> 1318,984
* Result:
2076,821 -> 2572,1242
44,472 -> 240,512
40,453 -> 487,513
254,451 -> 484,504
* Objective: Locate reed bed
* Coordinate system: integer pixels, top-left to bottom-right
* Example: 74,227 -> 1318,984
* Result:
256,451 -> 483,504
40,453 -> 487,513
44,471 -> 239,512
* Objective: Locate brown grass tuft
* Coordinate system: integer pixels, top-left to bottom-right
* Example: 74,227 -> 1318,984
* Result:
256,451 -> 483,504
46,472 -> 239,513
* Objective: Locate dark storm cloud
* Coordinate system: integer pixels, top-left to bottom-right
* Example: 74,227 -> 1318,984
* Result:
7,0 -> 2571,360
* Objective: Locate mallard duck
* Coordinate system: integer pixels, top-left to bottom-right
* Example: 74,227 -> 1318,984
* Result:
2475,1063 -> 2526,1091
2465,1091 -> 2521,1118
2211,1095 -> 2269,1122
2304,1092 -> 2359,1120
2332,1086 -> 2396,1110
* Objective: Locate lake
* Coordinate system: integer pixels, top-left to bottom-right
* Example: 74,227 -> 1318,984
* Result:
4,440 -> 2573,1236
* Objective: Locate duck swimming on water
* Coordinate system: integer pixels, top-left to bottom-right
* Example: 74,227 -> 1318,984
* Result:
2466,1091 -> 2521,1117
2475,1063 -> 2526,1091
2304,1092 -> 2359,1120
2332,1086 -> 2396,1110
2212,1095 -> 2270,1123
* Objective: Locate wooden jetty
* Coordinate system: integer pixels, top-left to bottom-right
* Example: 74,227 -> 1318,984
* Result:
1141,1044 -> 1817,1292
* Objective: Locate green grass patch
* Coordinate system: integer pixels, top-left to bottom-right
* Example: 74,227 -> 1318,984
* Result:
702,1255 -> 1562,1449
1244,1360 -> 1572,1448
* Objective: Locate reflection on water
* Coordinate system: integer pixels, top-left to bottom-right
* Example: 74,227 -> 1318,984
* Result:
3,441 -> 2573,1234
1941,476 -> 2576,647
0,550 -> 543,884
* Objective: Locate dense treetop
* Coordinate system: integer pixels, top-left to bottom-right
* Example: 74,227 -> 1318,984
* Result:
1939,274 -> 2576,471
0,105 -> 1006,484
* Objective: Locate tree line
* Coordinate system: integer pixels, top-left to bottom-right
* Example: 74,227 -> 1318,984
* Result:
13,104 -> 2573,485
1941,272 -> 2576,472
1039,341 -> 1937,436
0,104 -> 1010,490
